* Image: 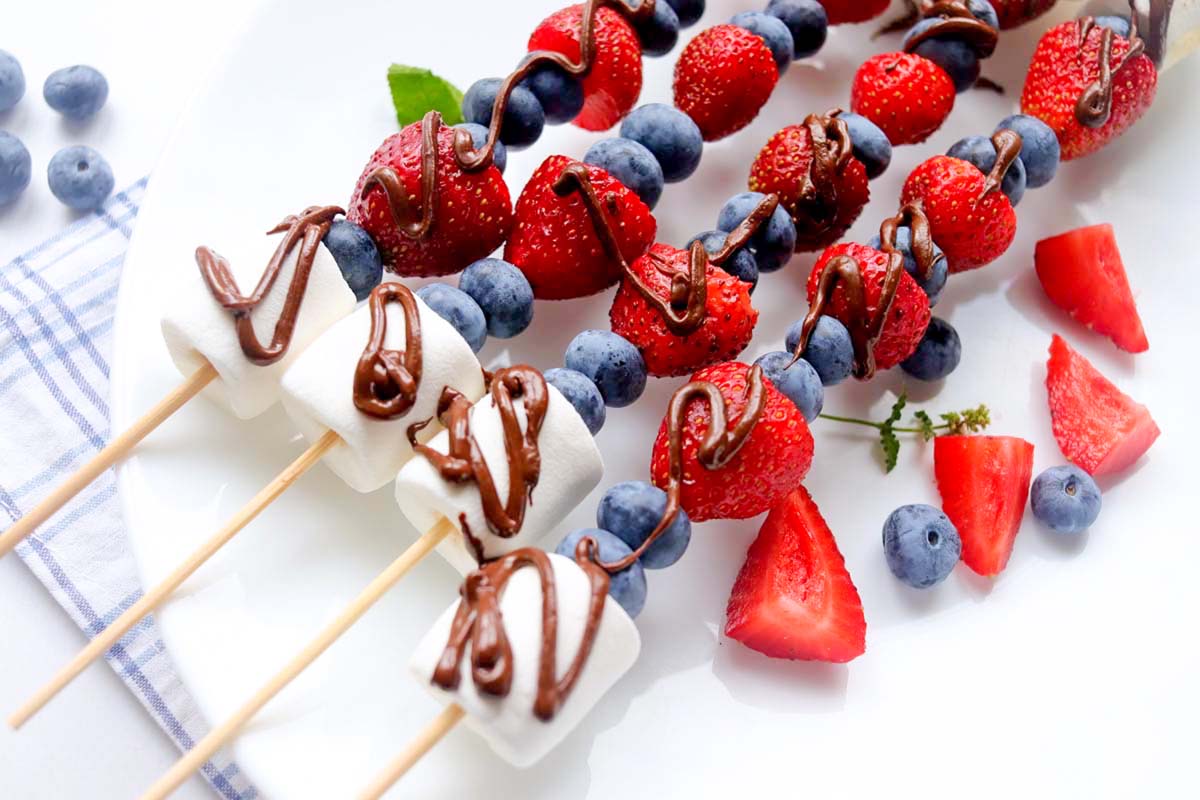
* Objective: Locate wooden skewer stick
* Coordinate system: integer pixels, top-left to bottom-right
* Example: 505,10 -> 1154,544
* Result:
7,428 -> 340,730
0,362 -> 219,560
138,517 -> 456,800
358,704 -> 466,800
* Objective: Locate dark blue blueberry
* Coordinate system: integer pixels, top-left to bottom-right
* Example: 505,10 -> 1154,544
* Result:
458,258 -> 534,338
754,351 -> 823,422
636,0 -> 681,56
900,317 -> 961,382
415,283 -> 487,353
837,111 -> 892,180
766,0 -> 828,59
867,226 -> 948,306
1094,15 -> 1132,38
519,63 -> 585,125
544,368 -> 606,435
0,51 -> 25,112
730,11 -> 795,73
46,145 -> 113,210
665,0 -> 705,28
323,220 -> 382,301
687,230 -> 758,289
0,132 -> 32,206
717,191 -> 796,273
597,481 -> 692,569
584,137 -> 665,209
967,0 -> 1000,31
883,504 -> 961,588
785,315 -> 854,386
43,65 -> 108,119
454,122 -> 507,174
905,19 -> 980,92
947,134 -> 1027,205
564,329 -> 647,408
461,78 -> 544,150
1030,465 -> 1102,534
556,528 -> 648,618
995,114 -> 1060,189
619,103 -> 703,183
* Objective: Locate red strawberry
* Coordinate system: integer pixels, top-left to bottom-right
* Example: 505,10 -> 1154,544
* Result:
1046,334 -> 1160,476
610,243 -> 758,377
748,123 -> 871,252
900,155 -> 1017,273
991,0 -> 1057,29
934,435 -> 1035,577
725,487 -> 866,663
347,122 -> 512,277
504,155 -> 656,300
528,4 -> 644,131
805,242 -> 931,371
850,52 -> 955,145
673,24 -> 779,142
1035,224 -> 1148,353
650,361 -> 813,521
1021,19 -> 1158,161
818,0 -> 890,25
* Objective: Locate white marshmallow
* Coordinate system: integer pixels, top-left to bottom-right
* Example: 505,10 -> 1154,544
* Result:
409,553 -> 640,767
161,235 -> 355,420
279,288 -> 486,494
393,383 -> 603,574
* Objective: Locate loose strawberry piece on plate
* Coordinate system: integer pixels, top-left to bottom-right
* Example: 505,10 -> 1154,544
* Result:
1035,223 -> 1148,353
1045,334 -> 1160,476
818,0 -> 890,25
725,486 -> 866,663
850,52 -> 955,146
673,24 -> 778,142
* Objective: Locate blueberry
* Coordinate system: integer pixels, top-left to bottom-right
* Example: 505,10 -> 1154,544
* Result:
900,317 -> 961,381
730,12 -> 795,73
1030,465 -> 1102,534
716,191 -> 796,273
995,114 -> 1060,189
665,0 -> 705,28
687,230 -> 758,289
882,504 -> 962,588
0,51 -> 25,112
323,220 -> 382,301
43,65 -> 108,119
947,135 -> 1027,206
766,0 -> 828,59
905,20 -> 980,93
584,137 -> 665,209
967,0 -> 1000,30
458,258 -> 534,338
597,481 -> 692,569
1094,15 -> 1132,38
544,368 -> 606,435
619,103 -> 703,183
837,111 -> 892,180
454,122 -> 507,174
636,0 -> 681,56
520,64 -> 585,125
0,132 -> 32,206
867,226 -> 948,305
47,145 -> 114,210
785,315 -> 854,386
754,351 -> 823,421
415,283 -> 487,353
556,528 -> 648,618
564,330 -> 647,408
461,78 -> 544,150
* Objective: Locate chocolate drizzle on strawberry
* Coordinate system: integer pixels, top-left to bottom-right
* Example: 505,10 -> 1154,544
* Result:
792,111 -> 855,238
352,282 -> 424,419
1074,4 -> 1147,128
878,203 -> 943,282
979,129 -> 1024,200
900,0 -> 999,58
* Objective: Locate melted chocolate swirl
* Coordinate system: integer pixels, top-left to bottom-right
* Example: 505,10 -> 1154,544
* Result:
1074,7 -> 1148,128
352,283 -> 423,419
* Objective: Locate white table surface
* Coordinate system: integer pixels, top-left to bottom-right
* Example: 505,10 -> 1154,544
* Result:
0,2 -> 259,797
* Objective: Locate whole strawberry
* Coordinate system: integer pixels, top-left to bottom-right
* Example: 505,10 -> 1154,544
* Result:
348,120 -> 512,277
610,243 -> 758,377
504,155 -> 656,300
991,0 -> 1056,30
850,52 -> 955,145
1021,19 -> 1157,161
805,242 -> 931,371
901,155 -> 1017,272
818,0 -> 890,25
674,24 -> 779,142
650,361 -> 814,521
528,4 -> 643,131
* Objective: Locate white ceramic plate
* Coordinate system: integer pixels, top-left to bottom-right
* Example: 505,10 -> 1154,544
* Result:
111,1 -> 1200,797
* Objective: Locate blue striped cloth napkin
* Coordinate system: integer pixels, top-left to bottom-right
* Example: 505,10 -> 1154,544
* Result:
0,178 -> 256,800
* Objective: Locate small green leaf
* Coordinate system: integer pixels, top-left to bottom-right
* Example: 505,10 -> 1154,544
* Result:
387,64 -> 465,128
878,392 -> 907,473
914,410 -> 935,441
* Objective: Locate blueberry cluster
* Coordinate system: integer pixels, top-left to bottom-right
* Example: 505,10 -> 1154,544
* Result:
902,0 -> 1000,93
0,52 -> 114,210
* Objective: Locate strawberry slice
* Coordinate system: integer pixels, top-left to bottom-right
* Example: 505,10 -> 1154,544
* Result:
1046,334 -> 1160,476
725,487 -> 865,662
934,435 -> 1034,577
1035,224 -> 1148,353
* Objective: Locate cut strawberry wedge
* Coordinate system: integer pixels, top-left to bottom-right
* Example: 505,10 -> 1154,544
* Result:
1034,224 -> 1148,353
934,435 -> 1034,577
724,487 -> 866,662
1046,334 -> 1160,476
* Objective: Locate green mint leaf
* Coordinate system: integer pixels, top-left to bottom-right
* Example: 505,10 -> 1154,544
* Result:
387,64 -> 464,128
886,392 -> 907,427
914,410 -> 935,441
878,392 -> 906,472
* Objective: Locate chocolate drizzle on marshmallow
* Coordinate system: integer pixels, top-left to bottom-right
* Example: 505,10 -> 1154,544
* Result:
352,282 -> 424,419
